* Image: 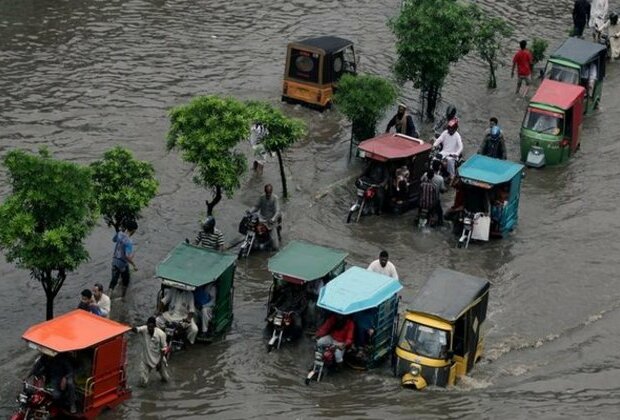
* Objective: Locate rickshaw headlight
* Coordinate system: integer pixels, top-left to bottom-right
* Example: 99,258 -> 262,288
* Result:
409,364 -> 421,376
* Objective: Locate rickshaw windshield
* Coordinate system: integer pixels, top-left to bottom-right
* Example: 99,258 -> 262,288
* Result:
523,108 -> 564,135
398,320 -> 450,359
289,49 -> 320,82
545,63 -> 579,84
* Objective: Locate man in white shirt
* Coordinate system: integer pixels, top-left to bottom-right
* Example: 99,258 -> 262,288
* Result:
132,317 -> 169,387
92,283 -> 111,318
156,287 -> 199,344
367,250 -> 399,280
433,118 -> 463,178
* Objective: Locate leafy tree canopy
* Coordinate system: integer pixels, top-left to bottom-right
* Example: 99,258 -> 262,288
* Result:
246,101 -> 307,152
167,95 -> 251,198
333,73 -> 398,141
531,37 -> 549,65
90,146 -> 159,229
471,8 -> 513,88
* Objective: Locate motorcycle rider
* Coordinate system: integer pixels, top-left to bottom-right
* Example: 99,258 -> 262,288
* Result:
360,161 -> 388,214
315,313 -> 355,369
433,104 -> 458,138
478,118 -> 507,160
433,118 -> 463,180
249,184 -> 281,251
192,216 -> 224,251
28,353 -> 77,413
386,103 -> 419,138
156,287 -> 199,345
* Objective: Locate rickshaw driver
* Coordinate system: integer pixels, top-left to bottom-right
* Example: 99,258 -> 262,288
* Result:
315,314 -> 355,368
249,184 -> 281,251
156,287 -> 199,344
360,161 -> 388,214
433,119 -> 463,179
28,353 -> 77,413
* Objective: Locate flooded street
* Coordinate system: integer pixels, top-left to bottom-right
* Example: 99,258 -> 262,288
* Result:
2,0 -> 620,417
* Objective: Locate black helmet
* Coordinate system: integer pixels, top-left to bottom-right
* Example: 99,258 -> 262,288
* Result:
203,216 -> 216,231
446,105 -> 457,120
611,12 -> 618,25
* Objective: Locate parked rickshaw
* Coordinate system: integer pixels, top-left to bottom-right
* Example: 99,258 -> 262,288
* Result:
282,36 -> 356,110
305,266 -> 402,384
155,242 -> 237,348
520,79 -> 585,167
347,133 -> 432,223
544,37 -> 606,114
266,240 -> 347,351
12,310 -> 131,419
394,268 -> 490,390
451,155 -> 525,248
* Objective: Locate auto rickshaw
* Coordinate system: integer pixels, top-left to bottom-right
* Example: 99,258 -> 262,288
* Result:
394,268 -> 490,390
451,155 -> 525,248
282,36 -> 356,110
266,240 -> 348,351
155,242 -> 237,348
347,133 -> 432,223
305,266 -> 402,384
520,79 -> 585,167
12,310 -> 131,419
544,37 -> 606,114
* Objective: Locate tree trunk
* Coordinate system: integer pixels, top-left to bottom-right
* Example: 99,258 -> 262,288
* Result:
425,85 -> 439,121
40,268 -> 66,320
488,61 -> 497,89
46,291 -> 55,320
206,186 -> 222,216
275,149 -> 288,199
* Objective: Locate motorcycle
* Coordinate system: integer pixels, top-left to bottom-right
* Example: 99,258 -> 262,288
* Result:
456,210 -> 486,249
266,308 -> 298,352
162,320 -> 189,353
346,178 -> 379,223
11,377 -> 55,420
238,211 -> 280,258
305,344 -> 337,385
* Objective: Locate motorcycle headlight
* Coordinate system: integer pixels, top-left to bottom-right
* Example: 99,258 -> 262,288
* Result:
409,364 -> 421,376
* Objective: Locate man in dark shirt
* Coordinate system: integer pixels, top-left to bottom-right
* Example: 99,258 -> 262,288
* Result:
250,184 -> 281,250
30,353 -> 77,413
386,104 -> 419,138
573,0 -> 591,38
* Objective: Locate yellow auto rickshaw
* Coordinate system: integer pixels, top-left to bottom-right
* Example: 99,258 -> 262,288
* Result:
282,36 -> 356,110
393,268 -> 490,390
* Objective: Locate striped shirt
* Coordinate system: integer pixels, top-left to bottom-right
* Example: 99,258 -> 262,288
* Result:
195,228 -> 224,250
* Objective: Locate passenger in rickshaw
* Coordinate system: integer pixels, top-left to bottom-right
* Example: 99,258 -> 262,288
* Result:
352,308 -> 377,360
359,160 -> 388,214
490,184 -> 510,235
28,353 -> 77,413
315,314 -> 355,368
194,283 -> 217,339
581,62 -> 598,98
393,164 -> 410,202
156,287 -> 199,344
386,103 -> 419,138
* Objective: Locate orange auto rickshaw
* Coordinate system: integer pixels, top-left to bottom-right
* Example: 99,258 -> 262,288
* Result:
11,310 -> 131,419
282,36 -> 356,110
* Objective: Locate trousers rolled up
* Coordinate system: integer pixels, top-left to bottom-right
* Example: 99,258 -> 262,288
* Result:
139,360 -> 169,386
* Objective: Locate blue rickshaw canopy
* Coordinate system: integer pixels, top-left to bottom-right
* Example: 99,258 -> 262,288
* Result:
459,154 -> 524,186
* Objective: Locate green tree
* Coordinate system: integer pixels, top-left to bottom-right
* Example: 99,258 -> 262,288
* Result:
167,96 -> 251,215
472,11 -> 513,88
0,149 -> 98,320
90,146 -> 159,231
332,73 -> 398,148
389,0 -> 476,120
247,101 -> 307,199
531,37 -> 549,66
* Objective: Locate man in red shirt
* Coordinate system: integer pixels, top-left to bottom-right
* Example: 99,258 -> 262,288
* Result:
315,314 -> 355,367
511,40 -> 534,96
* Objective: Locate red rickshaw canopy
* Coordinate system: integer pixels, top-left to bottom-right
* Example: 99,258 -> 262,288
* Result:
531,79 -> 586,110
358,133 -> 431,162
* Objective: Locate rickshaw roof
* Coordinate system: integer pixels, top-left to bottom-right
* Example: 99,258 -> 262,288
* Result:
22,310 -> 130,353
551,37 -> 607,65
295,36 -> 353,54
358,133 -> 431,162
410,268 -> 490,322
156,242 -> 237,288
531,79 -> 585,110
458,155 -> 524,185
317,266 -> 402,314
268,240 -> 348,282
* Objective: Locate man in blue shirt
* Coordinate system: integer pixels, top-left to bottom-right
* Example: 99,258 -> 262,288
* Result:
78,289 -> 105,317
108,219 -> 138,298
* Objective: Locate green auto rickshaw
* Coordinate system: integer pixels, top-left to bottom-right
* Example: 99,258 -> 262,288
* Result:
544,37 -> 606,114
394,268 -> 490,390
155,242 -> 237,348
520,79 -> 586,167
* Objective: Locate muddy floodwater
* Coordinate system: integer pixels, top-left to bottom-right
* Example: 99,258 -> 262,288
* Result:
2,0 -> 620,418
